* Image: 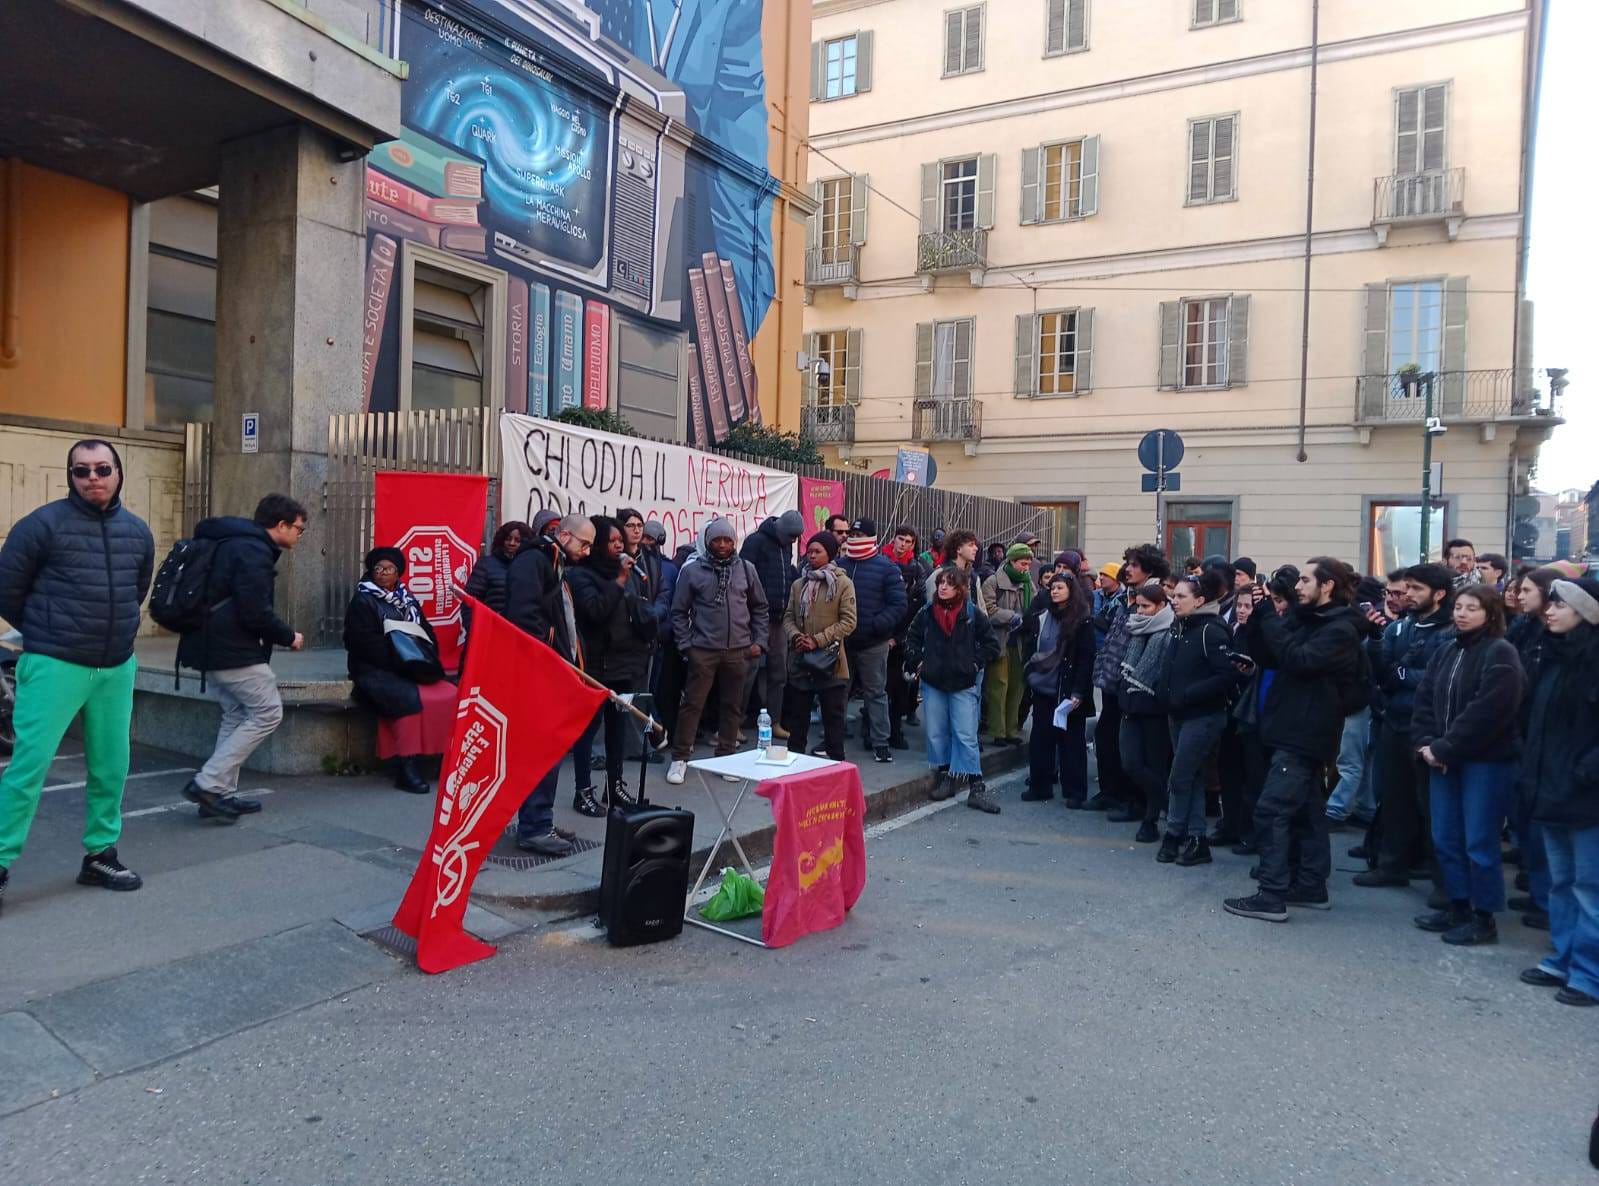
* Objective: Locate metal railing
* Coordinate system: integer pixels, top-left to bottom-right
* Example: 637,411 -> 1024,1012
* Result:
801,403 -> 856,444
916,227 -> 987,274
182,422 -> 211,536
1354,368 -> 1559,424
913,398 -> 983,443
805,245 -> 860,287
1373,167 -> 1465,225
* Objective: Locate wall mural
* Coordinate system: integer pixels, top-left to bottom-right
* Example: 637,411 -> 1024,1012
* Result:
360,0 -> 776,445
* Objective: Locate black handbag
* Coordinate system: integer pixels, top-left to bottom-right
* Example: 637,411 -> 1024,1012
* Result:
794,641 -> 841,678
385,623 -> 445,684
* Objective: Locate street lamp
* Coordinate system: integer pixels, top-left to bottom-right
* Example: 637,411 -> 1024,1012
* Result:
1417,370 -> 1447,563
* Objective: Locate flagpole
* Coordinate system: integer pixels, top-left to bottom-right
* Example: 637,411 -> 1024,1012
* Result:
565,661 -> 670,749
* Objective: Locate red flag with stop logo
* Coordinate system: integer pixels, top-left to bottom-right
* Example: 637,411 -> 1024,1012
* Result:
391,596 -> 607,973
374,471 -> 488,674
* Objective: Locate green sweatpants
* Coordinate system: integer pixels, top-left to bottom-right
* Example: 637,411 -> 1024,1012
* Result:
983,650 -> 1027,742
0,651 -> 136,867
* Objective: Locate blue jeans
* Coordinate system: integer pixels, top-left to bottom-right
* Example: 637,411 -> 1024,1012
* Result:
1326,708 -> 1375,821
923,684 -> 982,776
1516,799 -> 1551,912
1166,711 -> 1226,839
516,764 -> 561,842
1539,822 -> 1599,998
1428,761 -> 1514,912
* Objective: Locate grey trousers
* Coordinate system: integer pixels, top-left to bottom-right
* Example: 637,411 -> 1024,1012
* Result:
742,618 -> 788,727
195,664 -> 283,794
852,640 -> 891,748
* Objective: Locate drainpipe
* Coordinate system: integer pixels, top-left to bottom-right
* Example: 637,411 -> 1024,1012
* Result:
1,157 -> 21,369
1294,0 -> 1320,463
1510,0 -> 1548,404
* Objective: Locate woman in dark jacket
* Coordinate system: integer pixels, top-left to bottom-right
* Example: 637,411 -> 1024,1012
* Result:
1158,569 -> 1238,865
564,516 -> 654,815
1020,571 -> 1096,806
1507,564 -> 1560,923
1411,584 -> 1525,944
1517,578 -> 1599,1006
1117,582 -> 1176,843
905,564 -> 1001,813
464,520 -> 531,619
343,547 -> 456,794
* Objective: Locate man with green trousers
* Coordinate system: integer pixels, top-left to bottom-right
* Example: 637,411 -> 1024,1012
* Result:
981,542 -> 1036,745
0,438 -> 155,912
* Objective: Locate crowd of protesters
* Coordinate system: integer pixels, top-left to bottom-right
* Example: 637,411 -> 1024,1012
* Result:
1,446 -> 1593,1015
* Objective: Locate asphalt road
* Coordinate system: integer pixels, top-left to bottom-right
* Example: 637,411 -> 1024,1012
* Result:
2,775 -> 1594,1186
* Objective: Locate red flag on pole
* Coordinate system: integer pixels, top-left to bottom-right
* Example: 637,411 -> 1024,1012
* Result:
392,596 -> 607,973
373,471 -> 489,674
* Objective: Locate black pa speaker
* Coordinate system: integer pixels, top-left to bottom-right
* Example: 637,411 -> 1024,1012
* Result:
599,803 -> 694,946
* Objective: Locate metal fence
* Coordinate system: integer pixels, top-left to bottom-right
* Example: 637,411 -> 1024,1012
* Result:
1354,368 -> 1557,424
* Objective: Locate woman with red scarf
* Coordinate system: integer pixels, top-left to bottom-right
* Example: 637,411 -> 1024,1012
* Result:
905,565 -> 1001,812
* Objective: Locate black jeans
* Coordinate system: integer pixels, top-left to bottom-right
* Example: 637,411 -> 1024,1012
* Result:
886,643 -> 913,738
1167,711 -> 1227,839
783,681 -> 847,761
572,699 -> 628,789
1216,718 -> 1249,839
1028,695 -> 1088,800
1120,711 -> 1173,824
1252,750 -> 1332,899
1094,694 -> 1132,803
1372,720 -> 1434,878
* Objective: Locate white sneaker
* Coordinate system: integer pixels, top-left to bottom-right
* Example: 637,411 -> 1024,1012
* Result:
666,760 -> 687,785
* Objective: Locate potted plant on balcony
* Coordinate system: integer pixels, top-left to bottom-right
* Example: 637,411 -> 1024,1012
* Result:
1397,362 -> 1423,397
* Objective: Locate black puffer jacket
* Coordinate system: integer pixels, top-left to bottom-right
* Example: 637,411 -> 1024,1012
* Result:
566,559 -> 653,691
176,517 -> 295,672
1163,610 -> 1239,720
463,550 -> 514,618
1246,602 -> 1364,763
1519,624 -> 1599,829
904,598 -> 1000,693
740,517 -> 798,626
0,464 -> 154,669
1410,629 -> 1524,766
839,552 -> 907,649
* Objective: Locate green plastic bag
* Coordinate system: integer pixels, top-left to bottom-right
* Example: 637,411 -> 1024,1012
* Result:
699,867 -> 765,921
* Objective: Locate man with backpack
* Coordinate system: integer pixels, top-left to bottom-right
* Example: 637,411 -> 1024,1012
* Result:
169,494 -> 307,822
0,439 -> 154,906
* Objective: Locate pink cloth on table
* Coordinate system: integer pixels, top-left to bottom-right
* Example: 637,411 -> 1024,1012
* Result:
756,763 -> 867,948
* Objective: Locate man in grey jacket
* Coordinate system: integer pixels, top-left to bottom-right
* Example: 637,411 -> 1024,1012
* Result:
665,518 -> 767,784
0,439 -> 155,908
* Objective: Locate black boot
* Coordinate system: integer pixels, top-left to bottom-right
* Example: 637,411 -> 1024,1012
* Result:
1442,911 -> 1498,946
966,778 -> 1001,815
1414,900 -> 1471,933
1156,833 -> 1181,863
572,785 -> 605,818
1176,836 -> 1213,866
181,779 -> 241,823
393,757 -> 431,795
605,778 -> 637,808
930,771 -> 958,802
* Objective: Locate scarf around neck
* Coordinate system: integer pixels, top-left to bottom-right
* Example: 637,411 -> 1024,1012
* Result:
933,593 -> 966,636
1121,604 -> 1175,697
359,580 -> 423,623
843,535 -> 878,562
1004,562 -> 1033,615
709,549 -> 737,605
800,563 -> 840,617
886,540 -> 915,565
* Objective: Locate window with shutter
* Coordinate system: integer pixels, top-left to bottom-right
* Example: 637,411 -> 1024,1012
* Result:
1395,83 -> 1447,175
816,178 -> 852,264
822,35 -> 860,100
1186,115 -> 1237,204
813,329 -> 854,408
1387,280 -> 1444,374
1045,0 -> 1088,57
1039,139 -> 1088,221
1180,296 -> 1232,388
932,318 -> 975,398
940,158 -> 979,232
1037,310 -> 1080,396
943,4 -> 985,76
1193,0 -> 1240,28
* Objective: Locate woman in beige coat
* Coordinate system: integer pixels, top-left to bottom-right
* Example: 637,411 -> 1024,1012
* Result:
782,531 -> 858,760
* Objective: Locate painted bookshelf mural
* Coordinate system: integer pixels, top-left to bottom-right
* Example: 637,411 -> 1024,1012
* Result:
360,0 -> 776,444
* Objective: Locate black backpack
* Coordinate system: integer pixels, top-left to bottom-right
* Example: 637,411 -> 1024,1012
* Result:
148,537 -> 220,633
1337,642 -> 1374,717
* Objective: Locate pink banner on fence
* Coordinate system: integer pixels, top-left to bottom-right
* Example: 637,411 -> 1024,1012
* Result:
800,478 -> 846,537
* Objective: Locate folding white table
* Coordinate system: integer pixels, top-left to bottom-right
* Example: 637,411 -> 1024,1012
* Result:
683,749 -> 841,946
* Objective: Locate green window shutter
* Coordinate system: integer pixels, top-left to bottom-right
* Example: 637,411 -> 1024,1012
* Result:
1212,115 -> 1236,200
976,153 -> 997,229
1020,146 -> 1042,225
1188,120 -> 1211,203
849,174 -> 869,245
810,41 -> 825,102
944,10 -> 963,74
805,180 -> 822,252
1075,307 -> 1094,392
845,329 -> 863,403
1226,294 -> 1250,387
1014,313 -> 1036,396
920,162 -> 939,232
1079,134 -> 1100,217
1045,0 -> 1066,56
803,332 -> 819,404
1441,275 -> 1468,412
965,5 -> 984,72
1068,0 -> 1088,49
856,31 -> 874,93
1158,301 -> 1181,389
915,322 -> 934,397
1361,283 -> 1390,418
1422,84 -> 1446,172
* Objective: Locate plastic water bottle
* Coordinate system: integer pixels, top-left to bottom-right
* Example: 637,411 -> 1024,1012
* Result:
757,708 -> 772,757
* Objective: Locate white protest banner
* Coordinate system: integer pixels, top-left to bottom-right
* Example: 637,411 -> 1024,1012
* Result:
499,413 -> 799,555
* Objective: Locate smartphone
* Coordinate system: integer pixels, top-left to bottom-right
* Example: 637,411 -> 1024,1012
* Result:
1358,601 -> 1376,613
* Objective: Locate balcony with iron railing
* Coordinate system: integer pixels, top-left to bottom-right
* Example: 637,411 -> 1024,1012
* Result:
916,228 -> 988,276
805,245 -> 860,289
801,402 -> 857,444
1354,368 -> 1561,426
913,397 -> 982,444
1372,168 -> 1465,244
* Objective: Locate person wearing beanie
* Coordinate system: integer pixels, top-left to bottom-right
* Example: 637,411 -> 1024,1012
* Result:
1357,561 -> 1456,893
781,530 -> 857,760
667,518 -> 768,784
884,525 -> 931,740
1516,576 -> 1599,1006
740,509 -> 808,739
980,542 -> 1037,746
839,517 -> 907,763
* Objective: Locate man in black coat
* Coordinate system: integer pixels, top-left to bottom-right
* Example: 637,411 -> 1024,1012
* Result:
739,509 -> 805,737
1224,557 -> 1365,922
0,439 -> 154,898
505,513 -> 595,856
177,494 -> 307,823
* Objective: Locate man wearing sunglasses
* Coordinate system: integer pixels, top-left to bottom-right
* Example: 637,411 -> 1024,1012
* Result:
0,439 -> 155,908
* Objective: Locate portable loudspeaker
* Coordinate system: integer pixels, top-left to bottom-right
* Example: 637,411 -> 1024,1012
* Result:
599,803 -> 694,946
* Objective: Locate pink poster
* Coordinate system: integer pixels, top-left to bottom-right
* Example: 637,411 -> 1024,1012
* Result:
800,478 -> 846,536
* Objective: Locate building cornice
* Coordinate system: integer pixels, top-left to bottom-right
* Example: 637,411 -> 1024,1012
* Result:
810,9 -> 1528,150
